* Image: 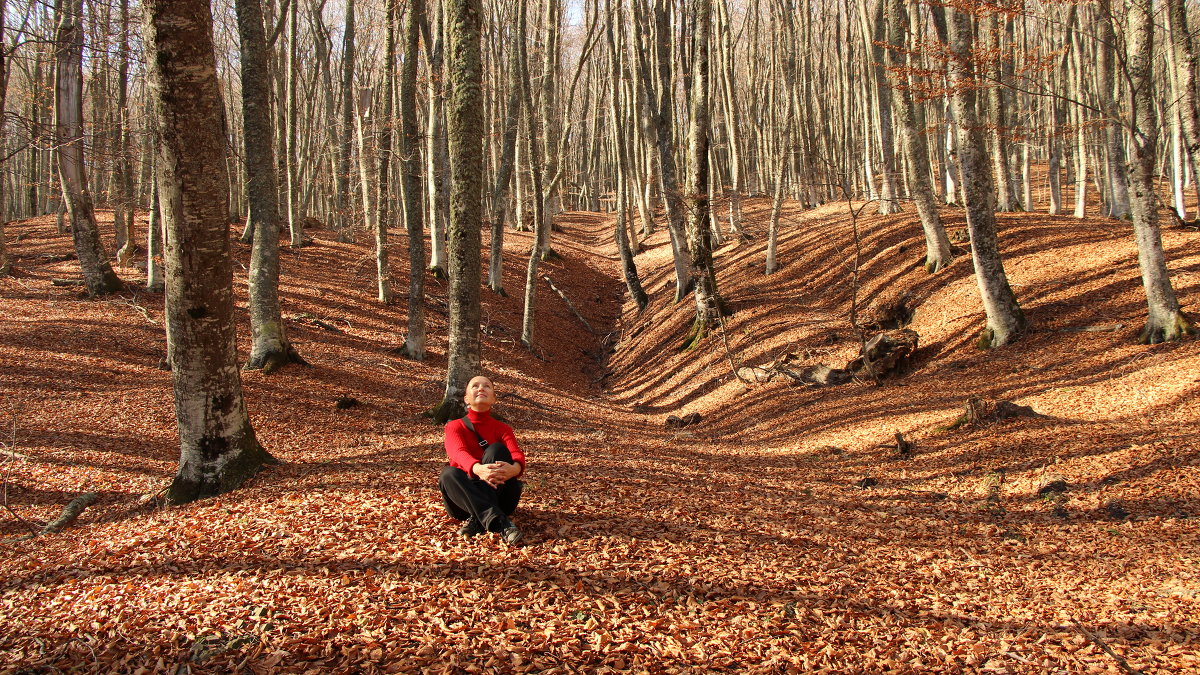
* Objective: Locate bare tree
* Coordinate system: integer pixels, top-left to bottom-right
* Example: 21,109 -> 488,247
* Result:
144,0 -> 276,504
399,0 -> 427,359
432,0 -> 485,423
1126,0 -> 1193,344
56,0 -> 121,296
237,0 -> 301,372
946,4 -> 1024,348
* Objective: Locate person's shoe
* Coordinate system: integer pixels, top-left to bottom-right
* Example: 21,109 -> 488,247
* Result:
500,522 -> 523,546
457,517 -> 485,537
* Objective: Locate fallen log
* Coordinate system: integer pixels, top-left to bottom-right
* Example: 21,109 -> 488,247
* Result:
41,492 -> 98,535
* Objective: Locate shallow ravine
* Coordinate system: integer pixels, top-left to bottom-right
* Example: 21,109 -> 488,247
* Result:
1,203 -> 1197,672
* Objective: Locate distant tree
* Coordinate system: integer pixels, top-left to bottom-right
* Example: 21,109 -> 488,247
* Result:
1168,0 -> 1200,219
432,0 -> 485,424
55,0 -> 121,296
606,0 -> 647,310
1126,0 -> 1194,344
0,2 -> 9,277
946,4 -> 1024,348
144,0 -> 276,504
1096,0 -> 1129,220
236,0 -> 301,372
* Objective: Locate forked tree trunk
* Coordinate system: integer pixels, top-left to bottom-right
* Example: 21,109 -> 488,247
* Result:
236,0 -> 299,372
400,0 -> 427,359
1126,0 -> 1193,344
56,0 -> 122,296
947,5 -> 1025,348
144,0 -> 276,505
432,0 -> 485,424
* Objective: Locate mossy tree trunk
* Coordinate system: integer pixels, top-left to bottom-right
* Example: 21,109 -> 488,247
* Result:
144,0 -> 276,504
236,0 -> 299,373
432,0 -> 484,424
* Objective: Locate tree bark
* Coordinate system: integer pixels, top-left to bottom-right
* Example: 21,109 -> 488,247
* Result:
885,0 -> 953,272
0,3 -> 8,277
1096,0 -> 1130,219
1126,0 -> 1193,344
606,0 -> 647,311
947,5 -> 1025,348
236,0 -> 299,372
55,0 -> 122,296
143,0 -> 276,505
1168,0 -> 1200,225
374,0 -> 398,305
400,0 -> 427,359
486,5 -> 522,296
682,0 -> 725,350
337,0 -> 356,242
432,0 -> 485,423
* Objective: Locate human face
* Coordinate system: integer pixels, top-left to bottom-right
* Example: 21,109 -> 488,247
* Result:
464,376 -> 497,412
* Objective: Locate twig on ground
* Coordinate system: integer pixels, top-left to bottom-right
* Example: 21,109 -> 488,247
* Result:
715,310 -> 749,384
543,274 -> 595,334
1070,619 -> 1145,675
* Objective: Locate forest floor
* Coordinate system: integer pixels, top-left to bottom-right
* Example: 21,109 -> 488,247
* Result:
1,196 -> 1199,673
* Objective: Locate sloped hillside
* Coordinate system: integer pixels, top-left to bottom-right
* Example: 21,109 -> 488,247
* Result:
1,199 -> 1198,673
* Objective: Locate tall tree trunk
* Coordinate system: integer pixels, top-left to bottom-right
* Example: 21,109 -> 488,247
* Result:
285,0 -> 303,245
985,13 -> 1019,212
237,0 -> 300,371
886,0 -> 953,272
113,0 -> 136,266
1168,0 -> 1200,225
1127,0 -> 1193,344
400,0 -> 427,358
519,0 -> 548,348
337,0 -> 356,242
859,0 -> 900,214
426,1 -> 450,278
144,0 -> 276,505
682,0 -> 725,350
947,5 -> 1024,348
634,0 -> 690,301
606,0 -> 647,311
56,0 -> 122,296
432,0 -> 485,423
1096,0 -> 1130,219
488,4 -> 523,296
374,0 -> 398,305
0,2 -> 7,276
146,149 -> 164,292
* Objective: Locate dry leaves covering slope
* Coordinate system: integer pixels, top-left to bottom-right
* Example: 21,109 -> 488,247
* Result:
0,196 -> 1197,673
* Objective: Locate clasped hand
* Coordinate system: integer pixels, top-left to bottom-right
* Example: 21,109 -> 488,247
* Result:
473,461 -> 518,487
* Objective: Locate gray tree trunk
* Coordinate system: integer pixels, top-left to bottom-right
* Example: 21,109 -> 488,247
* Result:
432,0 -> 485,424
400,0 -> 427,359
144,0 -> 276,505
860,0 -> 900,214
337,0 -> 356,242
486,10 -> 522,296
0,2 -> 8,276
374,0 -> 397,305
236,0 -> 299,372
886,0 -> 953,272
1096,0 -> 1130,219
947,6 -> 1025,348
606,0 -> 647,310
682,0 -> 725,350
1168,0 -> 1200,225
285,0 -> 302,246
1127,0 -> 1193,344
56,0 -> 122,296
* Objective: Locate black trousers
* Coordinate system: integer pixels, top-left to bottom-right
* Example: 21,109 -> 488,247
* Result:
439,441 -> 523,531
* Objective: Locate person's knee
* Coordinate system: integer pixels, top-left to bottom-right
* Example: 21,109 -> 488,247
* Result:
440,465 -> 467,487
482,441 -> 512,464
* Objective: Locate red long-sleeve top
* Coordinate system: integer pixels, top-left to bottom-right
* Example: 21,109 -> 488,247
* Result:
444,409 -> 525,477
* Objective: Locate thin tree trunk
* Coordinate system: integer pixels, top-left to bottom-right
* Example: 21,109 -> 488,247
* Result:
337,0 -> 356,242
1168,0 -> 1200,225
487,5 -> 523,296
400,0 -> 427,358
374,0 -> 398,305
606,0 -> 647,310
1097,0 -> 1129,219
0,3 -> 7,276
